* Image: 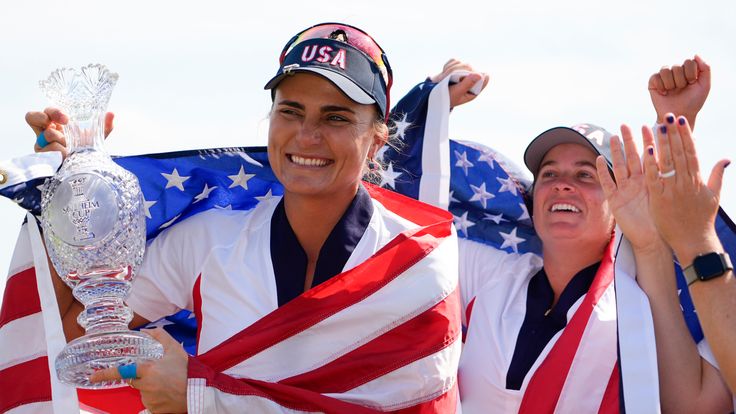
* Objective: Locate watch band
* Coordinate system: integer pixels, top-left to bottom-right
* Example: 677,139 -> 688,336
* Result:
683,264 -> 699,286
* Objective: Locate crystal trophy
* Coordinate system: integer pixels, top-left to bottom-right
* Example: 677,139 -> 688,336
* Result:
39,64 -> 163,388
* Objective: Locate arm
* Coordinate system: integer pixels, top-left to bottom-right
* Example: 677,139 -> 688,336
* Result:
595,125 -> 731,413
90,329 -> 385,414
643,114 -> 736,394
648,55 -> 710,128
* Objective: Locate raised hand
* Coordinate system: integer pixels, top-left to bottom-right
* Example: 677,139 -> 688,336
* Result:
648,56 -> 710,128
429,58 -> 490,108
26,108 -> 114,159
642,114 -> 728,265
596,125 -> 664,253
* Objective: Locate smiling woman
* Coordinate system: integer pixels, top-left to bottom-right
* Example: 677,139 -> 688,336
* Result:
25,22 -> 462,413
532,143 -> 614,249
268,73 -> 384,205
457,117 -> 734,413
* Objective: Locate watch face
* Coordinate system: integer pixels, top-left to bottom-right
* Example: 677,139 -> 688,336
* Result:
693,252 -> 732,281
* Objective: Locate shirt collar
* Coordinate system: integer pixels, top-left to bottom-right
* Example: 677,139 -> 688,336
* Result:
270,185 -> 374,306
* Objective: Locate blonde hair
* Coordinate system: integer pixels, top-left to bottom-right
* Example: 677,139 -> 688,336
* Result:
363,115 -> 404,184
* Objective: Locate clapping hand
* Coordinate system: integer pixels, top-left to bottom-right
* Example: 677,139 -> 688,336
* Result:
596,125 -> 665,255
642,114 -> 729,265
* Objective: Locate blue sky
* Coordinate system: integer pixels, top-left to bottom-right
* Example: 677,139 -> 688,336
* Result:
1,0 -> 735,301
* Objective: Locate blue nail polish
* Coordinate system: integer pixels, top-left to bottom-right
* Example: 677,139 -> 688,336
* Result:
666,115 -> 675,124
678,117 -> 686,125
648,147 -> 654,155
660,125 -> 667,134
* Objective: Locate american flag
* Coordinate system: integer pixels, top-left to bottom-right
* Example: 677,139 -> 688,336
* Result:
1,76 -> 733,413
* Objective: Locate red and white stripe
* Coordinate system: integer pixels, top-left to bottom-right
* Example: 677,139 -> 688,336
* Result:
517,233 -> 619,414
517,229 -> 660,413
187,185 -> 461,413
1,217 -> 72,414
1,153 -> 146,413
456,229 -> 661,413
0,216 -> 149,414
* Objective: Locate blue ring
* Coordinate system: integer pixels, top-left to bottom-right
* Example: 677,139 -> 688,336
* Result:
36,131 -> 49,148
117,363 -> 138,380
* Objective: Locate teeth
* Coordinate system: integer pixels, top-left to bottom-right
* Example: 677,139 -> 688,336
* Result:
290,155 -> 329,167
551,203 -> 580,213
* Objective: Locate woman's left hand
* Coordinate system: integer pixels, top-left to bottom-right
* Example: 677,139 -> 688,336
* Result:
596,124 -> 665,254
89,328 -> 188,413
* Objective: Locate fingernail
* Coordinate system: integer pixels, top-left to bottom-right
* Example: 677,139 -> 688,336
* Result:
648,146 -> 654,155
726,161 -> 731,169
666,115 -> 675,124
678,116 -> 686,125
660,125 -> 667,134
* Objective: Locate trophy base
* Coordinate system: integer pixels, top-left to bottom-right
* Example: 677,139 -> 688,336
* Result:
55,330 -> 164,389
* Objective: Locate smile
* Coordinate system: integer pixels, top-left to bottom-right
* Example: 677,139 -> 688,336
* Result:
550,203 -> 581,213
288,154 -> 333,167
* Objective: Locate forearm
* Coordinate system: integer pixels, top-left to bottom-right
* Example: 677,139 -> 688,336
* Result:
689,274 -> 736,391
633,245 -> 707,413
41,238 -> 85,341
677,236 -> 736,393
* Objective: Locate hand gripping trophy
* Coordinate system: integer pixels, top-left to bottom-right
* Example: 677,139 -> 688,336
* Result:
39,64 -> 163,388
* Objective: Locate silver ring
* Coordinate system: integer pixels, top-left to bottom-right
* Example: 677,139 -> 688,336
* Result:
659,169 -> 676,178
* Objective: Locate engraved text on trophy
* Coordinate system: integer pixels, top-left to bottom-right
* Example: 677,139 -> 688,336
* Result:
62,176 -> 100,241
48,171 -> 119,248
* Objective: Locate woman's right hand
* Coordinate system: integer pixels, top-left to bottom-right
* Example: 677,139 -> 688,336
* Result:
430,59 -> 490,108
643,114 -> 728,266
26,108 -> 114,159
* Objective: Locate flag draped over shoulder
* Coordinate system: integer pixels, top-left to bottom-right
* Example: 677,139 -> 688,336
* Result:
0,145 -> 459,413
0,79 -> 463,413
1,76 -> 735,413
185,183 -> 460,413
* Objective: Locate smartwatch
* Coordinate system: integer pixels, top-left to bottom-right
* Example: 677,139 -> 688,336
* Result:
683,252 -> 733,286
